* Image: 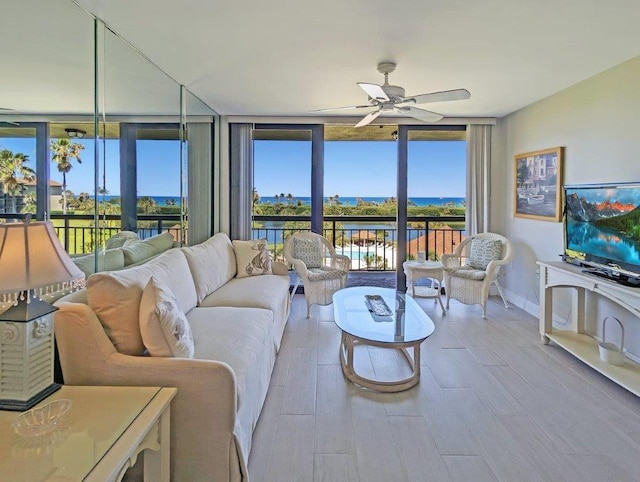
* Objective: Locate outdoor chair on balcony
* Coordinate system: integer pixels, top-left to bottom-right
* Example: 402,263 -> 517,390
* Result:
284,232 -> 350,318
441,232 -> 515,318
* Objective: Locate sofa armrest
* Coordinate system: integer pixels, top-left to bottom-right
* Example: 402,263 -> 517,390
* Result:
271,260 -> 289,276
441,253 -> 461,269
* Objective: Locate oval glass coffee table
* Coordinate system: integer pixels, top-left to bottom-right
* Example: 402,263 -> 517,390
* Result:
333,286 -> 435,392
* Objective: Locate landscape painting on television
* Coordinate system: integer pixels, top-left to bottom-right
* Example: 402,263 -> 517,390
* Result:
514,146 -> 563,222
565,184 -> 640,273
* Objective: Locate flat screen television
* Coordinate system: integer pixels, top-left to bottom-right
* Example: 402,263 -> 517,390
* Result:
563,182 -> 640,286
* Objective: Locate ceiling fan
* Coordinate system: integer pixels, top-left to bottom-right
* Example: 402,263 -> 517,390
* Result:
315,62 -> 471,127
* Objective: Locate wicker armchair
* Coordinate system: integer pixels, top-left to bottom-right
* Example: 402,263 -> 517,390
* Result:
441,232 -> 515,318
284,232 -> 350,318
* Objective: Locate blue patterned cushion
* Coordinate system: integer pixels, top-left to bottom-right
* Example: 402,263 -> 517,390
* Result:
293,237 -> 323,268
446,266 -> 487,280
469,239 -> 503,270
307,266 -> 347,281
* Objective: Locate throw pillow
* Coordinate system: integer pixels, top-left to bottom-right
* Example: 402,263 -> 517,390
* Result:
142,232 -> 176,254
469,238 -> 503,270
292,237 -> 323,268
121,241 -> 158,266
139,277 -> 195,358
105,231 -> 139,249
232,239 -> 273,278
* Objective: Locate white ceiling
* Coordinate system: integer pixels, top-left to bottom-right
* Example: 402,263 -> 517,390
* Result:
3,0 -> 639,121
76,0 -> 640,120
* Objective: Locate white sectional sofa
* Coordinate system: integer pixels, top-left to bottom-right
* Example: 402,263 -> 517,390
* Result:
54,233 -> 291,481
69,231 -> 176,278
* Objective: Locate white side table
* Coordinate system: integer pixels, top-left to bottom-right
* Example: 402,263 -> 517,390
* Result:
0,385 -> 176,482
403,260 -> 446,314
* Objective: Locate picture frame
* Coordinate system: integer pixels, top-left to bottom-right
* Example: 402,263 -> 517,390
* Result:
514,146 -> 564,222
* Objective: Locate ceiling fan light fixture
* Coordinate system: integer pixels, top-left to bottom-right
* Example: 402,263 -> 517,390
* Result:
65,128 -> 86,139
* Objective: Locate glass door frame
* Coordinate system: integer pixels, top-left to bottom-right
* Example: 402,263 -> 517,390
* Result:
395,125 -> 467,290
253,123 -> 324,233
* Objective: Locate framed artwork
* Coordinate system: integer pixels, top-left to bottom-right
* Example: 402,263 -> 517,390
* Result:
514,146 -> 564,222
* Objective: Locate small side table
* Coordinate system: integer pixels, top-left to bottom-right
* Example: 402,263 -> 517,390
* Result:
0,385 -> 176,482
403,260 -> 446,314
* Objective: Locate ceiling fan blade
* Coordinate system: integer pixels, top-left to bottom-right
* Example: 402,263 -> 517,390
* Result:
357,82 -> 389,102
311,104 -> 372,113
355,109 -> 382,128
396,106 -> 443,123
0,107 -> 15,111
403,89 -> 471,105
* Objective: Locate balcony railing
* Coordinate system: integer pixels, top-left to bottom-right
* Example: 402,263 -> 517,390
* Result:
253,215 -> 465,271
1,213 -> 465,269
0,213 -> 182,255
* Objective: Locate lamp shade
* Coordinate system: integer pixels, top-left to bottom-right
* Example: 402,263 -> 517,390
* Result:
0,221 -> 85,305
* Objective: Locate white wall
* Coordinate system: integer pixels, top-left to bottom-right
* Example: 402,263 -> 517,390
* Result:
495,56 -> 640,358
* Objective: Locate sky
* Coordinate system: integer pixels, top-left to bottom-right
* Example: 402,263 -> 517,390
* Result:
254,140 -> 466,198
1,136 -> 466,198
1,137 -> 181,196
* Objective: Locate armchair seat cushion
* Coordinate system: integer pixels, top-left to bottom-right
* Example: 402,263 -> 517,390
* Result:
307,266 -> 348,281
445,266 -> 487,280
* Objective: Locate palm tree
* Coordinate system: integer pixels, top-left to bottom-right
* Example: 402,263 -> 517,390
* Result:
138,196 -> 159,215
20,191 -> 37,215
50,138 -> 84,214
0,149 -> 35,213
286,193 -> 294,204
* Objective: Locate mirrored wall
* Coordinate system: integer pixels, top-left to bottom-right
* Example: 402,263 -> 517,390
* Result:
0,0 -> 218,276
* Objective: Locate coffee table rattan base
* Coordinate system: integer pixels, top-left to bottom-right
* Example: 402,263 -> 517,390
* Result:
339,331 -> 421,392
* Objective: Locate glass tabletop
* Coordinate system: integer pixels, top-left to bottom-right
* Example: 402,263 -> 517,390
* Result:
333,286 -> 435,343
0,386 -> 161,481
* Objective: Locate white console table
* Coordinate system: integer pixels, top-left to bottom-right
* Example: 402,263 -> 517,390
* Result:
538,261 -> 640,396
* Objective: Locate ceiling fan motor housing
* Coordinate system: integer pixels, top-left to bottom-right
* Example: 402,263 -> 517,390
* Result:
381,84 -> 405,102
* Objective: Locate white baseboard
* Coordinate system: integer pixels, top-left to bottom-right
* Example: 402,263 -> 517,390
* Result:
501,289 -> 567,327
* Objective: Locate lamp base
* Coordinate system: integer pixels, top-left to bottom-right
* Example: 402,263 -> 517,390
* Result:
0,296 -> 58,322
0,382 -> 61,411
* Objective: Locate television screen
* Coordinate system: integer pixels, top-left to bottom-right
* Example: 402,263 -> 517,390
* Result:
564,183 -> 640,278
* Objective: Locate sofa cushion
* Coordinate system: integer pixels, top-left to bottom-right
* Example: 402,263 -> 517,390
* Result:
469,238 -> 503,270
121,241 -> 158,266
186,306 -> 274,410
143,232 -> 176,254
199,274 -> 290,350
73,248 -> 125,277
87,249 -> 197,355
199,274 -> 289,313
232,239 -> 272,278
181,233 -> 237,303
139,277 -> 194,358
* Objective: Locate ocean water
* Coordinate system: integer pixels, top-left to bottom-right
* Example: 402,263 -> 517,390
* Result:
259,196 -> 464,207
95,195 -> 465,207
97,195 -> 181,207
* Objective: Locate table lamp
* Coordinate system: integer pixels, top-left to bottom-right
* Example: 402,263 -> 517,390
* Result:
0,220 -> 85,410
